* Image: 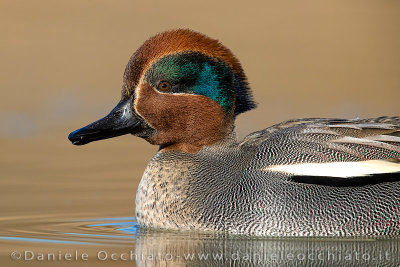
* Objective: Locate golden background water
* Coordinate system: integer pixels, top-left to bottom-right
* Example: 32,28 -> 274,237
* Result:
0,0 -> 399,266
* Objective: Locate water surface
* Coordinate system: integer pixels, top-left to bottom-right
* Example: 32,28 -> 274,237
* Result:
1,214 -> 399,266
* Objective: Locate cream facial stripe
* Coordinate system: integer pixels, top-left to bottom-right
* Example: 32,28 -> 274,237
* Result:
133,83 -> 192,115
265,160 -> 400,178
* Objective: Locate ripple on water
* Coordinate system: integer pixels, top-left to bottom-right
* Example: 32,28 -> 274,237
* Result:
0,216 -> 138,246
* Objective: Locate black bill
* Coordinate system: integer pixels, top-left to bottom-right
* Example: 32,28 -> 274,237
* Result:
68,98 -> 142,145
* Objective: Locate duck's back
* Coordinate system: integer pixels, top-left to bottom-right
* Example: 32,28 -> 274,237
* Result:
243,116 -> 400,166
231,117 -> 400,236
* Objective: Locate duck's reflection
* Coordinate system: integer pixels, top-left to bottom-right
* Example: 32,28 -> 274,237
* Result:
133,228 -> 399,266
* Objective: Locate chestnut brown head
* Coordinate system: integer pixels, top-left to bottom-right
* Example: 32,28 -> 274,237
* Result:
68,29 -> 256,153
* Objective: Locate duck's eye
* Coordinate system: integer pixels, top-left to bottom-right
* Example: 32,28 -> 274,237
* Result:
157,81 -> 171,92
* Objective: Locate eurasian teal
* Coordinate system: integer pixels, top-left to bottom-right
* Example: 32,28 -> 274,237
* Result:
69,29 -> 400,237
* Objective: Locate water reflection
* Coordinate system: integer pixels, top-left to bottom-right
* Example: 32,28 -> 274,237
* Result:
1,216 -> 399,266
133,228 -> 400,266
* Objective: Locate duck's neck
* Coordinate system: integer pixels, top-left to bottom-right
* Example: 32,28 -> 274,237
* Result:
158,123 -> 237,154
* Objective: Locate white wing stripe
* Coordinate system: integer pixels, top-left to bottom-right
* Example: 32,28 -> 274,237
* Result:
265,160 -> 400,178
365,135 -> 400,143
328,123 -> 395,130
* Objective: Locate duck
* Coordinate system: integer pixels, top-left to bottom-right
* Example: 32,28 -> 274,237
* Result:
68,29 -> 400,237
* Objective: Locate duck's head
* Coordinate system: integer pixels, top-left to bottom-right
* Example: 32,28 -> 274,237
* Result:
68,29 -> 255,153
